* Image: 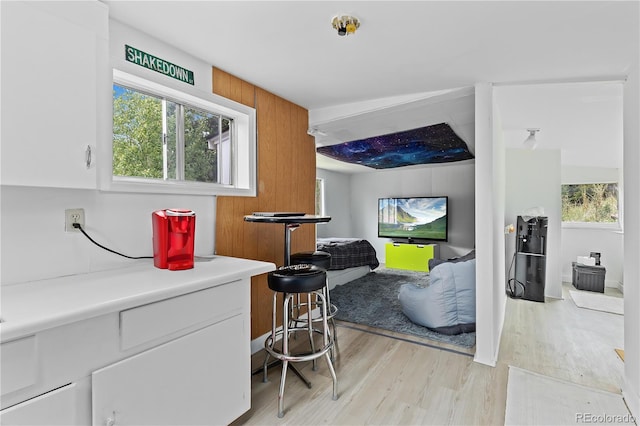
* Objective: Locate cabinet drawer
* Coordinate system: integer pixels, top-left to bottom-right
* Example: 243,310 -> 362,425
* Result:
94,316 -> 249,425
1,336 -> 36,396
120,280 -> 242,350
385,243 -> 438,272
0,383 -> 76,426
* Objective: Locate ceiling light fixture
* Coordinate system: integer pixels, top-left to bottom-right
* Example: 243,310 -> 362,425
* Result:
332,15 -> 360,36
523,128 -> 540,150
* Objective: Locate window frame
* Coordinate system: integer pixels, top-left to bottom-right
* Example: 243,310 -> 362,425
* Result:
561,181 -> 622,231
315,177 -> 326,216
99,69 -> 257,196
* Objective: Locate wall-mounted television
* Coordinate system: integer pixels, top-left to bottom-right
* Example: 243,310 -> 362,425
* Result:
378,196 -> 448,242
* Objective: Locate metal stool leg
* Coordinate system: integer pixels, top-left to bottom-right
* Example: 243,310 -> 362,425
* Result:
323,282 -> 338,361
263,291 -> 278,383
320,292 -> 338,400
277,294 -> 291,418
307,293 -> 318,371
261,292 -> 313,388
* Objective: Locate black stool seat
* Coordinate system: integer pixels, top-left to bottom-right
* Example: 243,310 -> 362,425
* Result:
268,265 -> 326,293
290,251 -> 331,270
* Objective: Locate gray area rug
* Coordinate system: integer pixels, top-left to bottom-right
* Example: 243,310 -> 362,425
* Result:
330,267 -> 476,348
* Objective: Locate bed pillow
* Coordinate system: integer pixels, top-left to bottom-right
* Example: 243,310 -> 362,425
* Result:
398,259 -> 476,335
428,249 -> 475,271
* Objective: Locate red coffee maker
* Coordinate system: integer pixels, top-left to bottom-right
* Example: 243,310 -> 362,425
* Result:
152,209 -> 196,270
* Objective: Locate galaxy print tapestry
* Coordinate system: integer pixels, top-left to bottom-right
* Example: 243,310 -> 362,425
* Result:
316,123 -> 474,169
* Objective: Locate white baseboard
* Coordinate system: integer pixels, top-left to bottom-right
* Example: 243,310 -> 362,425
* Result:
251,330 -> 271,354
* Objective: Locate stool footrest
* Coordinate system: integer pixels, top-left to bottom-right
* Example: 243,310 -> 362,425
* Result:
264,338 -> 333,363
290,302 -> 338,322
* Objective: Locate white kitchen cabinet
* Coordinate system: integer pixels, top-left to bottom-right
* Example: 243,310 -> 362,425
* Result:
1,257 -> 273,425
93,315 -> 249,426
0,0 -> 109,188
0,336 -> 37,396
0,384 -> 77,426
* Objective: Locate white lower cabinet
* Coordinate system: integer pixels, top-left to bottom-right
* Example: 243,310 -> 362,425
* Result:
92,315 -> 248,426
1,275 -> 256,425
0,384 -> 77,426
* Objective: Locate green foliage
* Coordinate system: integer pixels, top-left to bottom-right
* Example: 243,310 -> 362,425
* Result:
184,107 -> 218,183
113,85 -> 227,183
561,183 -> 618,223
113,88 -> 163,178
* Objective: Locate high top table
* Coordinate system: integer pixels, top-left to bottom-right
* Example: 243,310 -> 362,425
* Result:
244,213 -> 331,388
244,214 -> 331,266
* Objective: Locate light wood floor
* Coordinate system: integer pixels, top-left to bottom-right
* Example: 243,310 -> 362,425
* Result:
234,283 -> 624,425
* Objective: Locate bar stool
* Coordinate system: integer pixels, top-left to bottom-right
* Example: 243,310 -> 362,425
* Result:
264,264 -> 338,418
290,251 -> 338,360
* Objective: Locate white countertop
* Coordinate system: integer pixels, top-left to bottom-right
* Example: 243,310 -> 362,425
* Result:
0,256 -> 275,343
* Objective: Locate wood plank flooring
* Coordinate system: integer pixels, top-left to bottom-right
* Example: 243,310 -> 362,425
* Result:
234,283 -> 624,425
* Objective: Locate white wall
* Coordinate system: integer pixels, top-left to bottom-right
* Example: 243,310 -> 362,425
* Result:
310,88 -> 465,126
109,19 -> 216,104
622,41 -> 640,419
474,82 -> 507,367
505,149 -> 563,299
345,163 -> 475,262
0,12 -> 220,285
316,169 -> 352,238
0,186 -> 215,285
561,165 -> 619,184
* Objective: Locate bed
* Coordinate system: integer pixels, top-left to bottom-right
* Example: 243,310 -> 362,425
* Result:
316,237 -> 380,289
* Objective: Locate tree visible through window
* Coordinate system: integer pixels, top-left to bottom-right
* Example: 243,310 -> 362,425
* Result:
113,84 -> 232,184
561,183 -> 619,223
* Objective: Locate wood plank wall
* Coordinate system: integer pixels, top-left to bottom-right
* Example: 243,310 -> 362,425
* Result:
212,67 -> 317,339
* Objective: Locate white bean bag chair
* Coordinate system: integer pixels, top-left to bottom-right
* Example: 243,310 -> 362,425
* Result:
398,258 -> 476,335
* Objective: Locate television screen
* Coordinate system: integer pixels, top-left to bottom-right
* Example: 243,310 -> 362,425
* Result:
378,196 -> 448,242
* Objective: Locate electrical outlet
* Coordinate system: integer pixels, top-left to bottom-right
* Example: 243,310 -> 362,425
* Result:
65,208 -> 85,232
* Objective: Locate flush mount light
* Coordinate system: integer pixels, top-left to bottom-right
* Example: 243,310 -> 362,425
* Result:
523,128 -> 540,150
332,15 -> 360,36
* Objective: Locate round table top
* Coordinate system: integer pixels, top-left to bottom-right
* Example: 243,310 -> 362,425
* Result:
244,214 -> 331,224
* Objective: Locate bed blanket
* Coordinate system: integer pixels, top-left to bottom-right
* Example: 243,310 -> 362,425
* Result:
316,238 -> 380,271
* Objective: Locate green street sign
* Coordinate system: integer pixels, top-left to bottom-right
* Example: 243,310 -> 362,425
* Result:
125,45 -> 194,85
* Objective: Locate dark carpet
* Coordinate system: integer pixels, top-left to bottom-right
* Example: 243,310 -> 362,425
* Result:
330,267 -> 476,348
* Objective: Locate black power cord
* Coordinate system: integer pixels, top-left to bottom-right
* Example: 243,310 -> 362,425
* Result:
506,251 -> 526,298
73,223 -> 153,260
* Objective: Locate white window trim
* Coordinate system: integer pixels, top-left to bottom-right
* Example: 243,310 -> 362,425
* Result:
99,69 -> 257,196
316,177 -> 326,217
561,221 -> 622,232
561,181 -> 622,231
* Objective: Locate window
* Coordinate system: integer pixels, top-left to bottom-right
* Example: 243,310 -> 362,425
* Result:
102,70 -> 256,196
113,85 -> 232,185
315,178 -> 325,215
561,183 -> 619,225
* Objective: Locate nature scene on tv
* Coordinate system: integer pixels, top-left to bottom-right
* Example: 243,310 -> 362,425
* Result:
378,197 -> 447,240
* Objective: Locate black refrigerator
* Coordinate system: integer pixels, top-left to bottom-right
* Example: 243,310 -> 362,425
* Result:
514,216 -> 548,302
